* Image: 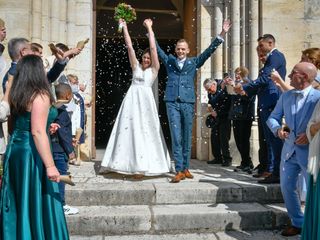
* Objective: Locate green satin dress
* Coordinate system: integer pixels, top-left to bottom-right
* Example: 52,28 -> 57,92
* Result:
301,174 -> 320,240
0,107 -> 69,240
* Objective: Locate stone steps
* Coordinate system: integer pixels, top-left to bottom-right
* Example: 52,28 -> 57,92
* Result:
66,181 -> 283,206
66,203 -> 290,236
65,159 -> 290,238
70,230 -> 300,240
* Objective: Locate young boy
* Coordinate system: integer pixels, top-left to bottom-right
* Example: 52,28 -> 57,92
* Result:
52,83 -> 79,215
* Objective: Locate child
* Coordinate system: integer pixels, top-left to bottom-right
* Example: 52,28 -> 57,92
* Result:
51,83 -> 79,215
67,74 -> 85,165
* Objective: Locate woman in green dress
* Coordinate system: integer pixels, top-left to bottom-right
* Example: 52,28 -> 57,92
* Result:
302,98 -> 320,240
0,55 -> 69,239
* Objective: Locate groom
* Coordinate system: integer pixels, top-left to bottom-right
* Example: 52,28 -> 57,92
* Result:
156,20 -> 231,183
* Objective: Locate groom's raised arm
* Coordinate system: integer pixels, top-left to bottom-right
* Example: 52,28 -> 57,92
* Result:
195,19 -> 231,68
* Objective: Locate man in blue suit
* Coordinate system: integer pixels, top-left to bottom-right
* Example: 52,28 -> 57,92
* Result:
156,20 -> 231,183
235,34 -> 286,183
267,62 -> 320,236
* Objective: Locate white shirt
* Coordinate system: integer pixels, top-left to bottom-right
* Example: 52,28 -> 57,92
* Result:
177,58 -> 186,69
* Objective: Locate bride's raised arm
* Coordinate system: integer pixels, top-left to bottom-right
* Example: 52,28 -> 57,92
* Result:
120,19 -> 138,70
143,19 -> 159,72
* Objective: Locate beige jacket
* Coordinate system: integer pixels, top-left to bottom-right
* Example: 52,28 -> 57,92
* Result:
0,100 -> 9,154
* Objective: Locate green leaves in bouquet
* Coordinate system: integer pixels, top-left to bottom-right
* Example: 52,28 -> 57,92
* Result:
114,3 -> 137,23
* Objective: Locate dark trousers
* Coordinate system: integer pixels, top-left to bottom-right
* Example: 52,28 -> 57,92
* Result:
53,152 -> 68,205
210,117 -> 232,162
233,120 -> 253,167
259,108 -> 283,176
257,111 -> 269,172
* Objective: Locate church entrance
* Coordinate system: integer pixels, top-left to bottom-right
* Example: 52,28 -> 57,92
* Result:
94,0 -> 185,151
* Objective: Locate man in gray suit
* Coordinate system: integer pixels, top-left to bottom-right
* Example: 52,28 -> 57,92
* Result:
156,20 -> 231,183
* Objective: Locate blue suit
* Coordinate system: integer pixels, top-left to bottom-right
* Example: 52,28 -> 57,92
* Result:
267,87 -> 320,228
243,49 -> 286,175
157,37 -> 223,172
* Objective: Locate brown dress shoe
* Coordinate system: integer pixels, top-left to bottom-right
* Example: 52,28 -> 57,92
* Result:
184,169 -> 194,179
281,226 -> 301,236
171,172 -> 185,183
253,171 -> 271,178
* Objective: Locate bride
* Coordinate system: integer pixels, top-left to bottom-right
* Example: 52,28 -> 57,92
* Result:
100,18 -> 171,177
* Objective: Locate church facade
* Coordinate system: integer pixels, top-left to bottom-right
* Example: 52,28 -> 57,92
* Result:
0,0 -> 319,160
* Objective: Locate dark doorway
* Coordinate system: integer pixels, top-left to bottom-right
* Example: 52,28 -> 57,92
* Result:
95,0 -> 183,149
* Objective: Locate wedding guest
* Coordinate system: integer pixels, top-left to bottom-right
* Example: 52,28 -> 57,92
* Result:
99,19 -> 171,178
235,34 -> 286,184
226,67 -> 255,173
31,42 -> 44,57
267,62 -> 320,236
0,18 -> 6,42
2,38 -> 72,93
271,47 -> 320,91
156,20 -> 231,183
203,78 -> 232,167
0,54 -> 69,239
52,83 -> 79,215
67,74 -> 85,165
302,96 -> 320,239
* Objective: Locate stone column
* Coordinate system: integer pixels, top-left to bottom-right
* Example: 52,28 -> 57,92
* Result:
231,0 -> 240,72
249,0 -> 259,79
67,0 -> 76,47
50,0 -> 60,42
31,0 -> 42,43
240,0 -> 247,66
41,0 -> 51,44
59,0 -> 67,44
212,0 -> 223,79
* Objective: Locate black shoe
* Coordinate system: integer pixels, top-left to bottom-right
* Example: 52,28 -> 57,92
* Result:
258,174 -> 280,184
235,165 -> 245,169
221,160 -> 231,167
242,166 -> 253,174
207,159 -> 222,164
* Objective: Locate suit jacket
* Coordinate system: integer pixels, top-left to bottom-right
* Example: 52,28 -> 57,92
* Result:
267,87 -> 320,167
157,37 -> 223,103
2,60 -> 66,93
51,105 -> 74,155
243,49 -> 286,110
208,80 -> 231,119
0,101 -> 10,154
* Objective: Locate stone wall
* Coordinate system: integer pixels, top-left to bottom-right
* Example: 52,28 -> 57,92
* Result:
0,0 -> 93,158
1,0 -> 319,161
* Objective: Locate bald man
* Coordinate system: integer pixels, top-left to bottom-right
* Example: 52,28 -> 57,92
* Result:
267,62 -> 320,237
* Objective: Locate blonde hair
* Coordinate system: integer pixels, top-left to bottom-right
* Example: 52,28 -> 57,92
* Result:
234,66 -> 249,78
0,18 -> 5,28
302,48 -> 320,70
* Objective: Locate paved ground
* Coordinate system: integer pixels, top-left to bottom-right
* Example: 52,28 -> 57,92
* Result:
67,149 -> 301,240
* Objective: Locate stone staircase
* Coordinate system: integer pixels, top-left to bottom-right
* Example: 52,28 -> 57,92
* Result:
65,152 -> 298,239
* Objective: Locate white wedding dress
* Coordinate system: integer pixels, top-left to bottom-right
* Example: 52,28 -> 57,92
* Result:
100,61 -> 171,175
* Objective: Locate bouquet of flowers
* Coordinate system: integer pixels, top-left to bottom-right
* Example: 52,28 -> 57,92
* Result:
114,3 -> 137,33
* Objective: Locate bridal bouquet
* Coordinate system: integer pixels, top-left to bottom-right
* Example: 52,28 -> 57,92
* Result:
114,3 -> 137,33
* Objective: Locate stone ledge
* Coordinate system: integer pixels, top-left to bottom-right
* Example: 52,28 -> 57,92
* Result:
66,203 -> 288,236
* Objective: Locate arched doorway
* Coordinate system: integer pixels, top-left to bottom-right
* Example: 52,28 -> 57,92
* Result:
94,0 -> 185,151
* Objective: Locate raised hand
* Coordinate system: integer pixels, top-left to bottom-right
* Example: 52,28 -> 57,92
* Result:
143,18 -> 153,29
119,18 -> 127,29
222,19 -> 232,33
